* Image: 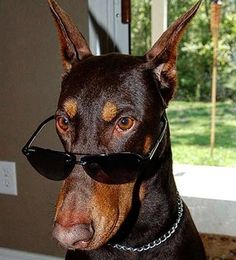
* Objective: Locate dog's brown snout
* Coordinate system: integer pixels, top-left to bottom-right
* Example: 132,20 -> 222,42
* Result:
53,223 -> 94,249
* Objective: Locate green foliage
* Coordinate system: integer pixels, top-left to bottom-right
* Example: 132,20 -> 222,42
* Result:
131,0 -> 151,55
131,1 -> 236,101
168,0 -> 236,101
168,101 -> 236,166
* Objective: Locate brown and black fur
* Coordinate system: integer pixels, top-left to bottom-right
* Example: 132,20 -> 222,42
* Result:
47,0 -> 206,259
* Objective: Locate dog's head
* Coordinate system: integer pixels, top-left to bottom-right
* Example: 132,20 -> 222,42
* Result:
48,0 -> 201,250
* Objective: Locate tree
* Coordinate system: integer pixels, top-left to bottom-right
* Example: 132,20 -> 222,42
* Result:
131,0 -> 151,55
168,0 -> 236,101
131,0 -> 236,101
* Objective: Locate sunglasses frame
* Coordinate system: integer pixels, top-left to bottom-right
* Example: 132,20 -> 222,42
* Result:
22,114 -> 167,180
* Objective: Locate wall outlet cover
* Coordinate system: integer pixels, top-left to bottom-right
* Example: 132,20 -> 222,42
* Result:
0,161 -> 17,196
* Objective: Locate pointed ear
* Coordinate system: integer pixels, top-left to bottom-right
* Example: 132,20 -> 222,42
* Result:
48,0 -> 92,72
145,1 -> 202,104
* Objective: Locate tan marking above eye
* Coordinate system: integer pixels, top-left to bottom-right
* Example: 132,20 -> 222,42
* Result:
102,101 -> 118,122
63,98 -> 78,118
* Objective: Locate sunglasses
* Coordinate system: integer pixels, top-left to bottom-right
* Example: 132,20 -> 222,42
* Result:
22,115 -> 167,184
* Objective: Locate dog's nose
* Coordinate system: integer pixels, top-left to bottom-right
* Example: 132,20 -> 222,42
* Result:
52,223 -> 94,249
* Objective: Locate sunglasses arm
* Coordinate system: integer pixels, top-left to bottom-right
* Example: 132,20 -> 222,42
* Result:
22,115 -> 55,155
148,116 -> 168,161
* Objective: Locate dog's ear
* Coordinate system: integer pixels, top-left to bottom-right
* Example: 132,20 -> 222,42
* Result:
48,0 -> 92,72
145,1 -> 202,104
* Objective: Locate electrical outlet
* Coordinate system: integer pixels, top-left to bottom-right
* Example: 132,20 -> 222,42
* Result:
0,161 -> 17,195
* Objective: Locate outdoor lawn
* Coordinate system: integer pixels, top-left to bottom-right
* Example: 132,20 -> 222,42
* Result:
167,101 -> 236,167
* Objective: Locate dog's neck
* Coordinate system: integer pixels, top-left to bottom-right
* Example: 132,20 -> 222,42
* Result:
109,128 -> 179,249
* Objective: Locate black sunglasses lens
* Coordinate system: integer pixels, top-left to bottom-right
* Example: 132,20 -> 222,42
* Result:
25,147 -> 75,181
82,154 -> 141,184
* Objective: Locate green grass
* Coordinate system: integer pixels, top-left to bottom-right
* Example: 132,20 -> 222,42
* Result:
167,101 -> 236,167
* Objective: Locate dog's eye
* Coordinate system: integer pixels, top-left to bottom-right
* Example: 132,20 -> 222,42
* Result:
116,117 -> 134,132
56,116 -> 70,132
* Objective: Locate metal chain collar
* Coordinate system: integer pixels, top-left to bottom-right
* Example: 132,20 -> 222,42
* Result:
108,193 -> 184,253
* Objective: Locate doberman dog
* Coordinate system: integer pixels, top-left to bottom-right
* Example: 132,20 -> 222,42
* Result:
28,0 -> 207,259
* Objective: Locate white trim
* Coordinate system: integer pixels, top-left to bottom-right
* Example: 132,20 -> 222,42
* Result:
0,248 -> 63,260
174,164 -> 236,201
88,0 -> 130,54
151,0 -> 167,44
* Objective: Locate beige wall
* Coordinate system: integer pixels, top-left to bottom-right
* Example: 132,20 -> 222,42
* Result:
0,0 -> 88,257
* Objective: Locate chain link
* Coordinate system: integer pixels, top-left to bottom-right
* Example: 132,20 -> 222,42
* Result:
108,193 -> 184,253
